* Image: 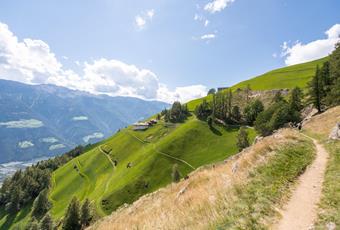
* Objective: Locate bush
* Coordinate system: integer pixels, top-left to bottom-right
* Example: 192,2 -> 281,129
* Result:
171,164 -> 181,183
236,127 -> 250,151
244,99 -> 264,125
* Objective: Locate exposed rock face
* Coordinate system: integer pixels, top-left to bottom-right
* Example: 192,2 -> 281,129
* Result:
329,123 -> 340,140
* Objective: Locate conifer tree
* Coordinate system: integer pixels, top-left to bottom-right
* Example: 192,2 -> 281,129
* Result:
40,213 -> 53,230
328,42 -> 340,105
308,66 -> 323,112
80,199 -> 93,228
289,87 -> 303,112
63,197 -> 81,230
31,189 -> 51,218
171,164 -> 181,183
25,217 -> 39,230
236,126 -> 250,151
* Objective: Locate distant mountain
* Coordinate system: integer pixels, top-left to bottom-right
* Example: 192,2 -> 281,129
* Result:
0,79 -> 168,163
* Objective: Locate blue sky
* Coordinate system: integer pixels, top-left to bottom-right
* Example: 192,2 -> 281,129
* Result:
0,0 -> 339,102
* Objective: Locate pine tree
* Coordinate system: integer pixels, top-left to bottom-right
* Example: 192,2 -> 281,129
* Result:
25,217 -> 39,230
328,42 -> 340,105
40,213 -> 53,230
63,197 -> 81,230
236,126 -> 250,151
243,99 -> 264,125
245,84 -> 251,103
308,66 -> 323,112
207,88 -> 216,95
289,87 -> 303,112
6,186 -> 22,213
231,105 -> 241,122
80,199 -> 92,228
31,189 -> 51,218
171,164 -> 181,183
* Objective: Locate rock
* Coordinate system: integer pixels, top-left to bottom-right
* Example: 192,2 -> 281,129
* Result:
177,186 -> 187,197
232,162 -> 239,174
326,222 -> 336,230
254,136 -> 263,144
329,123 -> 340,140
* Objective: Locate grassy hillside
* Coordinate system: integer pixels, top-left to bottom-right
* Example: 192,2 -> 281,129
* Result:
187,57 -> 328,110
0,57 -> 329,229
90,129 -> 315,229
48,118 -> 255,220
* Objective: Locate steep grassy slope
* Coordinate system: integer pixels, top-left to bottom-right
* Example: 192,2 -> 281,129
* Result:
230,57 -> 328,91
48,117 -> 256,220
187,57 -> 328,110
90,129 -> 315,230
0,57 -> 328,229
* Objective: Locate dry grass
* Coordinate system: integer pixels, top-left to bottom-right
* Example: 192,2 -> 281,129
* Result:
303,106 -> 340,139
89,129 -> 305,230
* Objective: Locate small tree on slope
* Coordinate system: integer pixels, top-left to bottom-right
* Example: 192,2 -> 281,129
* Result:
171,164 -> 181,183
237,126 -> 250,151
80,198 -> 93,228
40,213 -> 53,230
63,197 -> 81,230
31,189 -> 51,218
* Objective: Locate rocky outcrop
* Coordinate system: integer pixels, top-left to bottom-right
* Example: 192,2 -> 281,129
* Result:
329,123 -> 340,140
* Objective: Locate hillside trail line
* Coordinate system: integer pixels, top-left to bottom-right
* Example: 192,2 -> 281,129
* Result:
274,133 -> 329,230
123,130 -> 196,170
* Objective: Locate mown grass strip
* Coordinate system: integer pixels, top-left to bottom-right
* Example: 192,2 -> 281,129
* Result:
214,137 -> 315,230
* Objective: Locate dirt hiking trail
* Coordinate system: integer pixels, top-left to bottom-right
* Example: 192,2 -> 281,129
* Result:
274,134 -> 329,230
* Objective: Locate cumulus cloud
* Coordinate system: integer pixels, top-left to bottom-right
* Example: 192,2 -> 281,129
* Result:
83,132 -> 104,143
18,141 -> 34,149
49,144 -> 66,151
135,9 -> 155,30
157,85 -> 208,103
72,116 -> 88,121
40,137 -> 58,143
0,23 -> 81,88
204,0 -> 235,13
281,24 -> 340,66
0,22 -> 207,103
0,119 -> 44,128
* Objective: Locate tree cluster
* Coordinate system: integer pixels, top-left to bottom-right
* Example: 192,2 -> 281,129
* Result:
194,89 -> 264,126
0,146 -> 86,214
62,197 -> 93,230
254,88 -> 303,136
308,42 -> 340,111
162,101 -> 189,123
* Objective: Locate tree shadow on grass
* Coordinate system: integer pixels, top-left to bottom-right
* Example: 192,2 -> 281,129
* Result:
209,126 -> 222,136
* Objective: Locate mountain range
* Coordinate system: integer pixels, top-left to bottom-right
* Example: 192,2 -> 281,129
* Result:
0,79 -> 168,163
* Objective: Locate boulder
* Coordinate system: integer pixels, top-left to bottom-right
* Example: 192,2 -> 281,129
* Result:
329,123 -> 340,140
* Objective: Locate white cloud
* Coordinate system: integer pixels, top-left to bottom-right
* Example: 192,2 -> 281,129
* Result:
0,22 -> 207,103
0,119 -> 44,128
72,116 -> 88,121
204,0 -> 235,13
49,144 -> 66,151
135,9 -> 155,30
194,14 -> 209,27
0,22 -> 81,88
83,132 -> 104,143
40,137 -> 58,143
157,85 -> 208,103
281,24 -> 340,66
201,33 -> 216,40
18,141 -> 34,149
